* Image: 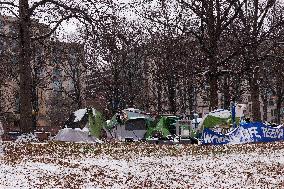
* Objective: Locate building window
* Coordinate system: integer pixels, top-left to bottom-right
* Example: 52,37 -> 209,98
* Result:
11,56 -> 18,64
52,47 -> 61,64
52,68 -> 62,92
269,100 -> 274,106
68,80 -> 75,91
248,104 -> 252,112
35,67 -> 44,78
15,93 -> 20,113
52,80 -> 62,91
0,40 -> 4,54
271,109 -> 277,117
248,95 -> 251,102
9,25 -> 17,36
0,20 -> 4,30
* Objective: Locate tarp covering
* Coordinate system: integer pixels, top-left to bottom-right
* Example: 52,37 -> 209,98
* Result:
202,122 -> 284,145
106,108 -> 150,131
65,108 -> 105,139
145,116 -> 176,138
54,128 -> 102,143
88,109 -> 104,138
146,117 -> 171,138
201,109 -> 240,129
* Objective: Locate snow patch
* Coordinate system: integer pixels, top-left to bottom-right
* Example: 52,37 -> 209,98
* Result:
1,142 -> 284,188
208,109 -> 231,118
74,108 -> 87,122
73,108 -> 97,123
15,133 -> 39,143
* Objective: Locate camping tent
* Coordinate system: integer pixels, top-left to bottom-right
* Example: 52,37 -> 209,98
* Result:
54,108 -> 105,142
54,128 -> 102,143
145,116 -> 179,139
110,117 -> 148,141
106,108 -> 153,141
194,108 -> 246,138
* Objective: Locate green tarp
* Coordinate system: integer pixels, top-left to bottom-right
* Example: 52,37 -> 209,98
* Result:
202,115 -> 240,128
88,109 -> 105,138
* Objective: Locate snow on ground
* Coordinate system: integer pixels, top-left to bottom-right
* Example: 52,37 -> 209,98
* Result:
1,142 -> 284,188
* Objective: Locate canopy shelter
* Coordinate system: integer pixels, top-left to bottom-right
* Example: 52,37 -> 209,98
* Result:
106,108 -> 153,141
110,117 -> 149,141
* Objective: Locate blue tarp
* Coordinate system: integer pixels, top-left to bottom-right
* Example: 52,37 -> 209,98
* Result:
202,122 -> 284,145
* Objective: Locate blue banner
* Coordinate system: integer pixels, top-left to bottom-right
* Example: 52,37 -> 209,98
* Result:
202,122 -> 284,145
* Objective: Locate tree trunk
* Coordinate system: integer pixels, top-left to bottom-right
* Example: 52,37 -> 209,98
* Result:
276,96 -> 282,124
223,75 -> 230,110
156,80 -> 162,113
168,78 -> 176,114
76,92 -> 82,109
250,77 -> 261,122
19,0 -> 33,133
261,95 -> 268,122
207,36 -> 219,111
209,73 -> 218,111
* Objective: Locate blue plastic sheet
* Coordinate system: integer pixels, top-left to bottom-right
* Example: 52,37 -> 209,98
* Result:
202,122 -> 284,145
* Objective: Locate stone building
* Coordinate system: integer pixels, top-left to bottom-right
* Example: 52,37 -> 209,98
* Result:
0,15 -> 86,134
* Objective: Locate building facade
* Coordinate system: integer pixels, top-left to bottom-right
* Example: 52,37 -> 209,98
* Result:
0,16 -> 86,134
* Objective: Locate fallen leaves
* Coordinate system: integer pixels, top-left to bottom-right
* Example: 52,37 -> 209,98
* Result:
0,141 -> 284,188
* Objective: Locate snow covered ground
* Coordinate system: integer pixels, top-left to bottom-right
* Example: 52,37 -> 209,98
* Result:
1,142 -> 284,188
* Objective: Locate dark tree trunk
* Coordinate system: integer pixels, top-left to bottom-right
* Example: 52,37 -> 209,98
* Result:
261,95 -> 268,122
156,81 -> 162,113
168,78 -> 176,114
19,0 -> 33,133
76,93 -> 82,109
74,77 -> 82,109
276,95 -> 282,124
250,77 -> 262,122
223,75 -> 230,110
209,73 -> 218,111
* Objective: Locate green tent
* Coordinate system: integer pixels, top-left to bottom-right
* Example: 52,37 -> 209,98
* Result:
87,108 -> 105,138
196,109 -> 240,138
145,116 -> 179,138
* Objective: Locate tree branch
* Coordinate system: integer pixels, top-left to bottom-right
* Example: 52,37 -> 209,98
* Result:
31,14 -> 74,41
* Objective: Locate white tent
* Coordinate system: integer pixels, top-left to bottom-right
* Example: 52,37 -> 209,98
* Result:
54,128 -> 102,143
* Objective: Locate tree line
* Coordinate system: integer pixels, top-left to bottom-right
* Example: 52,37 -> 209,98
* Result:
0,0 -> 284,133
86,0 -> 284,123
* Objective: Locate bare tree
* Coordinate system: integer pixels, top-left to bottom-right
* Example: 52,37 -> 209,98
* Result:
0,0 -> 107,132
176,0 -> 247,110
235,0 -> 284,121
